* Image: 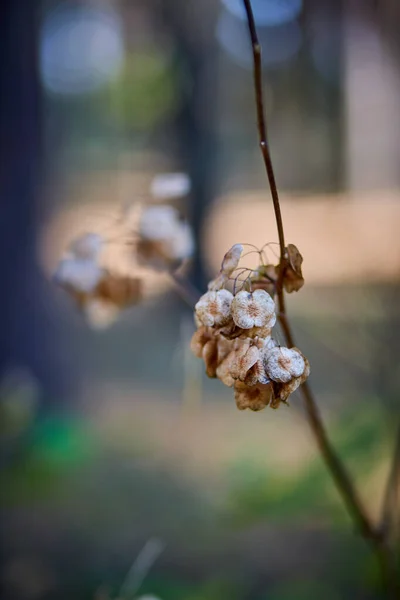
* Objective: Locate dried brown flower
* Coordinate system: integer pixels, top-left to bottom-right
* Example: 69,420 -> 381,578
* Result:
231,289 -> 276,329
195,289 -> 233,327
264,346 -> 306,383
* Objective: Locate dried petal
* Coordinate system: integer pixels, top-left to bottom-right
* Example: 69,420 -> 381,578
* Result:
231,289 -> 276,329
195,289 -> 233,327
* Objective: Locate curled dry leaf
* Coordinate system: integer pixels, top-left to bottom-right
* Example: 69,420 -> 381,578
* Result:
282,243 -> 304,293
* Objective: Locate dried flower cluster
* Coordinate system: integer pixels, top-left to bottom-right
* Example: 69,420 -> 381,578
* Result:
137,205 -> 194,271
191,244 -> 309,411
53,174 -> 193,327
53,232 -> 142,327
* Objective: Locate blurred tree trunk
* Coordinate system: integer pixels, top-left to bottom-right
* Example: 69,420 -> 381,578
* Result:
159,0 -> 218,291
0,0 -> 80,405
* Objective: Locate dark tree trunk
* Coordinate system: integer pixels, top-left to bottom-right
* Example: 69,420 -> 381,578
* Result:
0,0 -> 80,405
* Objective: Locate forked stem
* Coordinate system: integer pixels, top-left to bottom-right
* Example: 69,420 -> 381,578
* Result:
242,0 -> 398,595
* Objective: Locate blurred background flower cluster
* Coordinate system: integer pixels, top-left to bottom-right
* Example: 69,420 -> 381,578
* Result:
1,0 -> 400,598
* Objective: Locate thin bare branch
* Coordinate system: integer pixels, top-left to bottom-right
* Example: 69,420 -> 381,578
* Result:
242,0 -> 399,595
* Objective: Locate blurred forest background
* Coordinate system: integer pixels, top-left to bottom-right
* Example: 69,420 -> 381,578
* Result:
1,0 -> 400,598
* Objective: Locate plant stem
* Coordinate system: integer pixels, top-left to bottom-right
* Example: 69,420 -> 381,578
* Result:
170,270 -> 201,308
242,0 -> 398,595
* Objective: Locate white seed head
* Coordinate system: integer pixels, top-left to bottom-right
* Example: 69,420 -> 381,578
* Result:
264,346 -> 306,383
54,258 -> 103,293
150,172 -> 191,199
138,205 -> 194,269
195,289 -> 233,327
68,233 -> 104,261
139,205 -> 181,241
167,221 -> 194,261
221,244 -> 243,276
231,289 -> 276,329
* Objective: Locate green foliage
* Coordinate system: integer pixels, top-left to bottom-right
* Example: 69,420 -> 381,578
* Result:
259,579 -> 341,600
135,576 -> 241,600
106,49 -> 181,132
0,415 -> 97,505
226,403 -> 387,527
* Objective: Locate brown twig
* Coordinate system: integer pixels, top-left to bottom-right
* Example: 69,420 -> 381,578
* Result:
170,269 -> 201,308
242,0 -> 398,595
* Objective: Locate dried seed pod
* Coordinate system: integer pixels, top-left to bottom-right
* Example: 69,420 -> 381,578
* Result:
190,326 -> 232,378
54,257 -> 104,295
195,289 -> 233,327
139,205 -> 181,241
216,350 -> 236,387
221,244 -> 243,276
137,225 -> 193,271
228,339 -> 269,387
282,244 -> 304,293
276,352 -> 310,401
137,205 -> 194,270
190,326 -> 214,358
234,382 -> 273,411
95,274 -> 142,308
202,337 -> 231,378
231,289 -> 276,329
264,346 -> 306,383
251,264 -> 277,296
229,341 -> 259,381
68,233 -> 104,261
